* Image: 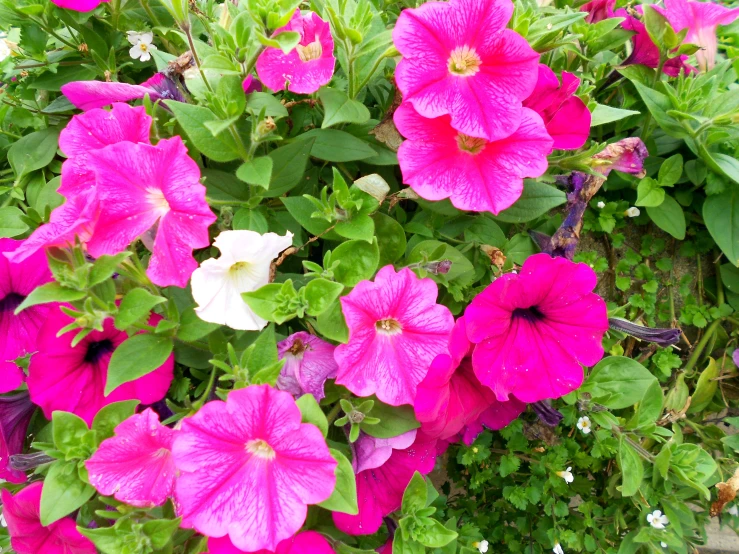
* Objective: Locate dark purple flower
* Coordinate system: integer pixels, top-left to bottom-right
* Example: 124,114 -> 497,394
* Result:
0,391 -> 36,483
609,318 -> 681,347
532,400 -> 563,427
276,332 -> 338,402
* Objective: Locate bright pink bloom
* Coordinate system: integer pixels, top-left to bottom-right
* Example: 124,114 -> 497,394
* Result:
85,136 -> 216,288
50,0 -> 107,12
62,73 -> 184,111
256,11 -> 335,94
86,408 -> 176,507
173,384 -> 337,552
393,0 -> 539,141
352,430 -> 417,474
580,0 -> 615,23
334,265 -> 454,406
242,75 -> 263,94
0,391 -> 36,483
657,0 -> 739,71
1,482 -> 96,554
277,332 -> 338,402
0,239 -> 54,392
465,253 -> 609,403
378,541 -> 393,553
27,310 -> 174,426
395,101 -> 551,214
209,531 -> 336,554
333,434 -> 437,536
462,397 -> 526,445
523,65 -> 590,150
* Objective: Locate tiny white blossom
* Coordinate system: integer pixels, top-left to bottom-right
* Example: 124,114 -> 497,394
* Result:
475,540 -> 489,553
0,40 -> 10,62
129,31 -> 157,62
0,513 -> 6,528
577,416 -> 592,434
729,504 -> 738,516
553,542 -> 564,554
661,542 -> 667,548
647,510 -> 669,529
556,467 -> 574,484
597,201 -> 605,209
625,206 -> 641,218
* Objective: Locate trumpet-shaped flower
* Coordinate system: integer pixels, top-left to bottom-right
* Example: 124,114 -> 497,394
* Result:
50,0 -> 108,12
27,310 -> 174,426
393,0 -> 539,141
335,265 -> 454,406
580,0 -> 615,23
86,408 -> 177,507
256,10 -> 335,94
191,230 -> 293,331
523,65 -> 590,150
276,332 -> 338,402
465,253 -> 608,403
62,73 -> 184,111
0,239 -> 54,393
209,531 -> 336,554
395,101 -> 551,214
172,384 -> 337,552
0,391 -> 36,483
1,482 -> 96,554
86,136 -> 216,288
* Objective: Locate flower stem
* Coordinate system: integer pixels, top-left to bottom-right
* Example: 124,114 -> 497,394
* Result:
683,318 -> 722,376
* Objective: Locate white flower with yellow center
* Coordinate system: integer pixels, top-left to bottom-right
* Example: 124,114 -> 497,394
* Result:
472,540 -> 489,553
577,416 -> 592,435
556,467 -> 574,484
553,542 -> 564,554
647,510 -> 669,529
191,230 -> 293,331
129,31 -> 157,62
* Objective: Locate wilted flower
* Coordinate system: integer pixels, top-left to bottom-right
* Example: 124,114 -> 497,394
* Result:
593,137 -> 649,177
0,391 -> 36,483
276,332 -> 338,402
625,207 -> 641,217
531,400 -> 564,427
129,31 -> 157,62
577,416 -> 592,434
557,467 -> 574,484
608,318 -> 681,347
647,509 -> 669,529
62,73 -> 184,111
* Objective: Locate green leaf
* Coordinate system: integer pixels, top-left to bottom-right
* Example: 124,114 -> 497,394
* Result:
304,278 -> 345,316
201,54 -> 241,74
401,472 -> 428,515
53,411 -> 90,454
114,289 -> 166,330
710,153 -> 739,185
264,138 -> 315,197
246,323 -> 279,375
8,128 -> 59,178
335,214 -> 375,242
15,282 -> 86,313
142,518 -> 183,550
589,104 -> 640,126
417,519 -> 458,548
0,206 -> 30,237
246,92 -> 289,119
40,461 -> 96,525
628,379 -> 664,429
299,129 -> 377,162
654,444 -> 672,479
91,400 -> 140,443
319,87 -> 371,128
658,154 -> 683,187
234,208 -> 269,232
647,194 -> 685,239
494,180 -> 567,223
105,335 -> 174,395
331,239 -> 381,287
363,398 -> 420,438
635,177 -> 665,207
77,527 -> 127,554
617,437 -> 644,497
296,394 -> 328,437
166,101 -> 240,162
236,157 -> 273,189
318,449 -> 358,515
686,358 -> 719,413
581,356 -> 658,409
242,283 -> 288,323
374,212 -> 407,265
703,190 -> 739,265
177,305 -> 221,341
314,298 -> 349,343
408,240 -> 475,286
88,253 -> 132,287
631,81 -> 686,137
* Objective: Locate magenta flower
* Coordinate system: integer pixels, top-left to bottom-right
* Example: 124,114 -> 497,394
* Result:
395,101 -> 552,214
86,408 -> 176,507
85,136 -> 216,288
1,482 -> 96,554
658,0 -> 739,71
62,73 -> 184,111
352,429 -> 417,474
276,332 -> 338,402
333,434 -> 437,535
256,10 -> 335,94
49,0 -> 107,12
27,310 -> 174,426
0,239 -> 54,392
523,64 -> 590,150
172,384 -> 337,552
462,396 -> 526,445
393,0 -> 539,141
242,75 -> 263,94
0,391 -> 36,483
465,253 -> 609,403
580,0 -> 615,23
209,531 -> 336,554
334,265 -> 454,406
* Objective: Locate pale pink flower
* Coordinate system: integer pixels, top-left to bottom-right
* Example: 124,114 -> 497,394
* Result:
172,384 -> 337,552
86,408 -> 176,507
334,265 -> 454,406
256,10 -> 335,94
277,332 -> 338,402
62,73 -> 184,111
393,0 -> 539,141
523,65 -> 591,150
395,101 -> 551,214
580,0 -> 615,23
465,253 -> 608,403
209,531 -> 336,554
85,136 -> 216,288
1,482 -> 96,554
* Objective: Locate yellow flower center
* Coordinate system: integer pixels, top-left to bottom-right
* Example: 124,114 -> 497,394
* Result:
296,40 -> 322,62
456,133 -> 487,155
246,439 -> 276,460
376,318 -> 403,335
448,45 -> 481,76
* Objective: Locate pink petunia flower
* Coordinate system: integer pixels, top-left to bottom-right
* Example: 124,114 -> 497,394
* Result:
465,253 -> 609,403
394,101 -> 552,215
50,0 -> 107,12
393,0 -> 539,141
62,73 -> 184,111
1,482 -> 96,554
461,396 -> 526,445
352,429 -> 418,474
333,433 -> 437,535
256,10 -> 335,94
27,309 -> 174,426
85,136 -> 216,288
242,75 -> 263,94
0,239 -> 54,392
172,384 -> 337,552
86,408 -> 176,507
657,0 -> 739,71
378,540 -> 394,553
276,332 -> 338,402
334,265 -> 454,406
0,391 -> 37,483
580,0 -> 615,23
209,531 -> 336,554
523,64 -> 591,150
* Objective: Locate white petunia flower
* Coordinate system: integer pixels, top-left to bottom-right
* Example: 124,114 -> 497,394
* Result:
129,31 -> 157,62
577,416 -> 592,434
647,510 -> 669,529
729,504 -> 738,516
597,201 -> 605,209
0,39 -> 11,62
661,542 -> 667,548
556,467 -> 574,484
191,230 -> 293,331
625,206 -> 640,218
553,542 -> 564,554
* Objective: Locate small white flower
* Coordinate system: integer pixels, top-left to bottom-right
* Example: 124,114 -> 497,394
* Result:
553,542 -> 564,554
577,416 -> 592,434
647,509 -> 669,529
0,40 -> 10,62
474,540 -> 489,553
625,206 -> 641,218
597,201 -> 605,209
0,513 -> 6,527
129,31 -> 157,62
191,230 -> 293,331
661,542 -> 667,549
556,467 -> 574,484
729,504 -> 738,516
